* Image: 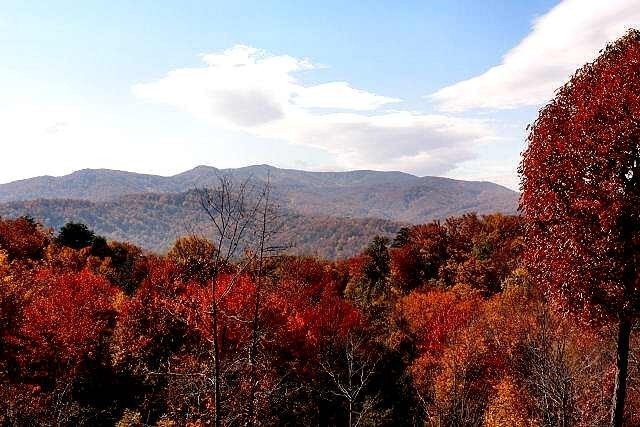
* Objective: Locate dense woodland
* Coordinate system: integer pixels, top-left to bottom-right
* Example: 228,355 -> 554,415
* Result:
0,213 -> 636,426
0,191 -> 403,259
2,27 -> 640,427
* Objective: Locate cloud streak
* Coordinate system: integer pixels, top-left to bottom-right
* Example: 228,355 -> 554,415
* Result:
429,0 -> 640,112
133,45 -> 492,175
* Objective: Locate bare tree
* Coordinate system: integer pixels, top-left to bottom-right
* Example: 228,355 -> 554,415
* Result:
150,173 -> 287,425
526,323 -> 577,427
320,334 -> 379,427
198,174 -> 263,427
246,175 -> 288,426
524,306 -> 613,427
197,173 -> 287,426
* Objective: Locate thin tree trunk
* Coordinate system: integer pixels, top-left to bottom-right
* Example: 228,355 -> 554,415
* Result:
212,296 -> 222,427
610,316 -> 632,427
247,275 -> 260,427
248,179 -> 270,426
612,214 -> 635,427
197,175 -> 269,426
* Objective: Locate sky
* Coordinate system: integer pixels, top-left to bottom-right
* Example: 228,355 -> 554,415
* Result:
1,0 -> 639,189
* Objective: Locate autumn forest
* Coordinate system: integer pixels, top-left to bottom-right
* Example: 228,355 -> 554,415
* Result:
2,25 -> 640,427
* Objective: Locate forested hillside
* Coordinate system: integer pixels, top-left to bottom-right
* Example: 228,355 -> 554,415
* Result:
0,166 -> 517,257
0,190 -> 403,258
0,165 -> 518,223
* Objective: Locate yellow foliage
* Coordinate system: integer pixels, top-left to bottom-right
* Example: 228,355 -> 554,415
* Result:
432,326 -> 489,416
45,245 -> 88,271
484,377 -> 537,427
0,249 -> 9,276
116,409 -> 142,427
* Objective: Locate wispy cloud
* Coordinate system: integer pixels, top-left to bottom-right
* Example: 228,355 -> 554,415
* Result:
429,0 -> 640,112
133,45 -> 492,175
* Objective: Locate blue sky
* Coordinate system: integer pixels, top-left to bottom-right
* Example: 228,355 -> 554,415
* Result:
1,0 -> 638,189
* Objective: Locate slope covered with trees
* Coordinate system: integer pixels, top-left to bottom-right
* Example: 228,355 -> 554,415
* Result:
0,165 -> 518,223
0,166 -> 519,259
0,165 -> 518,259
0,190 -> 403,258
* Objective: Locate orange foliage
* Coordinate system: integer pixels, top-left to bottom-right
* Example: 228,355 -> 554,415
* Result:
0,217 -> 50,261
484,376 -> 536,427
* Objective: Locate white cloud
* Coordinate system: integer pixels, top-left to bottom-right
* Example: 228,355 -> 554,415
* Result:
134,46 -> 307,127
133,45 -> 492,175
294,82 -> 400,110
257,111 -> 489,175
430,0 -> 640,112
132,45 -> 400,127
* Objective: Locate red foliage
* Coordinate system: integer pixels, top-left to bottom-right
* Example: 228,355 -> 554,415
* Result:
401,285 -> 480,360
12,268 -> 117,382
0,217 -> 50,261
115,256 -> 266,365
266,259 -> 362,356
520,30 -> 640,423
520,30 -> 640,321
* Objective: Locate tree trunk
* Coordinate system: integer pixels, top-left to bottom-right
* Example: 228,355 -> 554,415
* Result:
247,280 -> 260,427
610,316 -> 632,427
248,177 -> 271,427
212,297 -> 222,427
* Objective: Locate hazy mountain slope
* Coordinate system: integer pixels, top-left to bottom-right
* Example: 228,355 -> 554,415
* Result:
0,191 -> 403,259
0,165 -> 417,203
0,165 -> 519,223
273,176 -> 518,223
0,169 -> 172,202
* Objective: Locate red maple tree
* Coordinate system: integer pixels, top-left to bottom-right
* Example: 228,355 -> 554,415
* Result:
520,29 -> 640,426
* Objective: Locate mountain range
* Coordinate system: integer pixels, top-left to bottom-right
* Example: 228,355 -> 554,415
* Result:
0,165 -> 519,258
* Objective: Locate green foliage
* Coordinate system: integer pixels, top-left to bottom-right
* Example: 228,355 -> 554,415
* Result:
345,236 -> 391,310
90,235 -> 111,258
56,222 -> 96,249
391,227 -> 411,248
364,236 -> 390,284
102,242 -> 148,294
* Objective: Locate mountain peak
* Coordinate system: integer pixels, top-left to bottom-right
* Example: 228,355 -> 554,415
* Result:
174,165 -> 219,177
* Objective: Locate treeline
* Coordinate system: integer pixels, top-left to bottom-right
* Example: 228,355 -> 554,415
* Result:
0,213 -> 635,426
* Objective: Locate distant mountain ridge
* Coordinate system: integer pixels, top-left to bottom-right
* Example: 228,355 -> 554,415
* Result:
0,165 -> 419,202
0,165 -> 518,221
0,165 -> 519,257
